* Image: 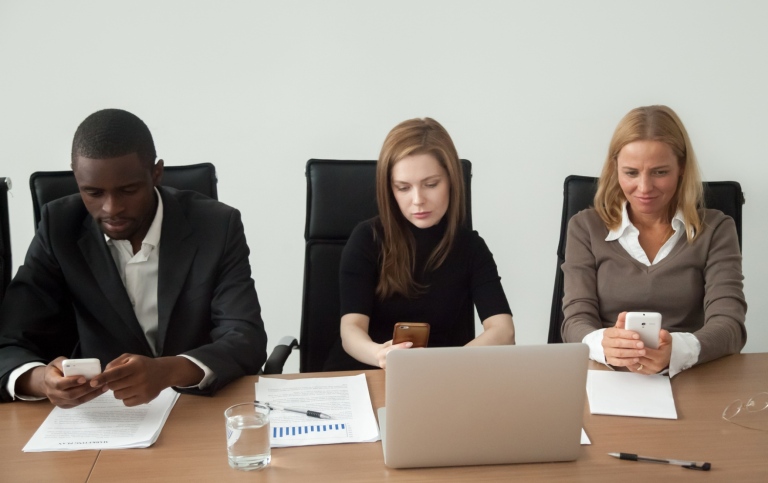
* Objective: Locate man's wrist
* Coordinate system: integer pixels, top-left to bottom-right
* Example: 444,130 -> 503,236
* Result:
16,366 -> 45,398
164,356 -> 205,388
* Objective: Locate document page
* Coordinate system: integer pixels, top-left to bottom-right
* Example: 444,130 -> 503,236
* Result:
256,373 -> 380,447
23,388 -> 179,452
587,370 -> 677,419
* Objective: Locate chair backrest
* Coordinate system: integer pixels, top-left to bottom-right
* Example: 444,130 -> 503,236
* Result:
300,159 -> 473,373
29,163 -> 218,229
548,175 -> 745,343
0,178 -> 11,302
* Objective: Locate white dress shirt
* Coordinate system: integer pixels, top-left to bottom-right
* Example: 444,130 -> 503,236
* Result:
8,188 -> 213,400
582,202 -> 701,377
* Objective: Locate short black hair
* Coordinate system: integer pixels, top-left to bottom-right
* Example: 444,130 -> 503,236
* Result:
71,109 -> 156,167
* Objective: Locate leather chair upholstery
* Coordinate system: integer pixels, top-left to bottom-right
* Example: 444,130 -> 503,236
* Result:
0,178 -> 11,302
29,163 -> 218,229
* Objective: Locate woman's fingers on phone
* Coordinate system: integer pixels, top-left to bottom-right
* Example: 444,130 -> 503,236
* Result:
659,330 -> 672,344
603,333 -> 644,353
609,349 -> 642,363
604,327 -> 640,341
605,356 -> 639,367
614,312 -> 628,329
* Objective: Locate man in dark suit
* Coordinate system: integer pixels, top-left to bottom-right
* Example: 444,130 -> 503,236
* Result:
0,109 -> 267,407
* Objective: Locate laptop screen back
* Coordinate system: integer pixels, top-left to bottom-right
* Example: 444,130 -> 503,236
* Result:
381,343 -> 589,468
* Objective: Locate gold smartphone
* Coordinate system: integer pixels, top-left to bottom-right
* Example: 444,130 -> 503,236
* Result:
392,322 -> 430,348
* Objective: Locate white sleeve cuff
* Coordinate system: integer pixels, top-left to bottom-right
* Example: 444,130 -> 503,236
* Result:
668,332 -> 701,377
177,355 -> 215,389
582,329 -> 608,365
7,362 -> 47,401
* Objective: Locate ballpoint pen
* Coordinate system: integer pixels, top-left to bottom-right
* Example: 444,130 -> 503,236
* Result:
255,400 -> 333,419
608,452 -> 711,471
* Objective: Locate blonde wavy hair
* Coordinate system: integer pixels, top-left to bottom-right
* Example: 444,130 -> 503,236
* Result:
594,105 -> 703,241
375,117 -> 466,299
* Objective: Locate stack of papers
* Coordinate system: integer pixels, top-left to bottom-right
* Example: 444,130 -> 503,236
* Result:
23,388 -> 179,452
586,370 -> 677,419
256,373 -> 380,447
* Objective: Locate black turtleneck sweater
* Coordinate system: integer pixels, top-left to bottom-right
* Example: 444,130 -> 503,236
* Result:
324,216 -> 512,370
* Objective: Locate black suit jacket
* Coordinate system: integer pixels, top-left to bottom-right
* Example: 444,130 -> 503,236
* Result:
0,187 -> 267,401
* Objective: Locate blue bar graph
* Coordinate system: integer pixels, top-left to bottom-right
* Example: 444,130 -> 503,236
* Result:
273,423 -> 348,440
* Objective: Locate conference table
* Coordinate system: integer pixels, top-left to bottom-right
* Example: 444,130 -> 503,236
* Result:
2,353 -> 766,482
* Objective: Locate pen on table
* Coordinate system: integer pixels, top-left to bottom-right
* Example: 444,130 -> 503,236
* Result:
608,452 -> 711,471
255,400 -> 332,420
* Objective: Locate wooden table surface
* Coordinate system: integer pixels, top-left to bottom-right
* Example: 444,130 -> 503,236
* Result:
0,398 -> 99,483
2,353 -> 767,482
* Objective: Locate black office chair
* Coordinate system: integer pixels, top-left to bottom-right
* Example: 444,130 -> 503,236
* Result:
547,175 -> 745,344
266,159 -> 474,374
0,177 -> 11,302
29,163 -> 218,229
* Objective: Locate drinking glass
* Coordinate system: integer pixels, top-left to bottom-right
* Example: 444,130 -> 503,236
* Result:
224,402 -> 271,470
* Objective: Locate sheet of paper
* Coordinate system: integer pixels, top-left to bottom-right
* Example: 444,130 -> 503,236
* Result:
256,373 -> 380,447
581,428 -> 590,445
23,388 -> 179,452
586,370 -> 677,419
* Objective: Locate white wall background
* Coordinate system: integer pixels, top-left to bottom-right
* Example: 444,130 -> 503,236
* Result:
1,0 -> 765,372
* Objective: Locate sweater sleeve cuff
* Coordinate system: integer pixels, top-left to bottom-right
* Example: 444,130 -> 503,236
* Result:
582,329 -> 608,365
669,332 -> 701,377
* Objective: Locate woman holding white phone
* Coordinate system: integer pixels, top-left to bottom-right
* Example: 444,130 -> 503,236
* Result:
324,118 -> 515,371
561,105 -> 747,376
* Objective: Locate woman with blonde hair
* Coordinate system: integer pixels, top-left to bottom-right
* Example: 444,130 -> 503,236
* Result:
561,105 -> 746,376
324,117 -> 515,370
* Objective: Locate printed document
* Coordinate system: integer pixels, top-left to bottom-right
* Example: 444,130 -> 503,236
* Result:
23,388 -> 179,452
587,370 -> 677,419
256,373 -> 380,447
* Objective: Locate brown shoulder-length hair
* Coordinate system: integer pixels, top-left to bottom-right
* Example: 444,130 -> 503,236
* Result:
594,105 -> 703,241
375,117 -> 466,299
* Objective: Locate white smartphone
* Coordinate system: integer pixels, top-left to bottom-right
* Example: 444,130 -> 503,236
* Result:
62,358 -> 102,379
625,312 -> 662,350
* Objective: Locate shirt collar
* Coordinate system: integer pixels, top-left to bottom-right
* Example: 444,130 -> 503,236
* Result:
605,201 -> 687,241
105,187 -> 164,248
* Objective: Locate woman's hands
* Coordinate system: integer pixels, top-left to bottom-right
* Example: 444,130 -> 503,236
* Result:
340,313 -> 414,369
603,312 -> 672,374
374,340 -> 414,369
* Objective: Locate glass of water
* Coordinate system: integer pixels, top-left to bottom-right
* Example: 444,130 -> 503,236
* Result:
224,402 -> 271,470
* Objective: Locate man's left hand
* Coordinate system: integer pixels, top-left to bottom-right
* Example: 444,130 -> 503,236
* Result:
90,354 -> 203,406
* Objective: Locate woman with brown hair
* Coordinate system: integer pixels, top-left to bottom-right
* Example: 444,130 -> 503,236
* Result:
561,105 -> 746,376
324,117 -> 515,371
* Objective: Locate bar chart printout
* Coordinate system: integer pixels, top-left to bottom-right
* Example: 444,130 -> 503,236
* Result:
273,422 -> 350,440
256,374 -> 380,447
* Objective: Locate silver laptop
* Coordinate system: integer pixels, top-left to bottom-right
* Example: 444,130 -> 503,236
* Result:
378,343 -> 589,469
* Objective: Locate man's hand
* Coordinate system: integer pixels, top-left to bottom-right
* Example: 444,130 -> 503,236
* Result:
90,354 -> 204,406
16,356 -> 106,408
